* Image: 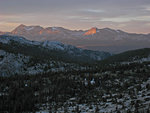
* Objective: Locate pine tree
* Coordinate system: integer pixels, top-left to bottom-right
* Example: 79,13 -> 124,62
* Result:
95,105 -> 99,113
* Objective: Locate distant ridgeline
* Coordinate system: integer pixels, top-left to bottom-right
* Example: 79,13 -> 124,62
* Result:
1,24 -> 150,53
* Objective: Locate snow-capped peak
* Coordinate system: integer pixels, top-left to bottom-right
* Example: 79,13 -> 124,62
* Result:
84,27 -> 98,35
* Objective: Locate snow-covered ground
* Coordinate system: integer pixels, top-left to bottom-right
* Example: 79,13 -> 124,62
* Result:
0,49 -> 85,76
36,77 -> 150,113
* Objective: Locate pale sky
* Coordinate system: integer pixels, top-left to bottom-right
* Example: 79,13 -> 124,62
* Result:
0,0 -> 150,34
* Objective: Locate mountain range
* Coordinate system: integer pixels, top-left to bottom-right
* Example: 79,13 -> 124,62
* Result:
0,35 -> 110,76
1,24 -> 150,53
1,25 -> 150,113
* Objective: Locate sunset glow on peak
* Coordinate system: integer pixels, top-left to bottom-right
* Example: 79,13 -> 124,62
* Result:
84,27 -> 97,35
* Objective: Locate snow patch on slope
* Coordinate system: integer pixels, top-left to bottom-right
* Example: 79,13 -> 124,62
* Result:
42,41 -> 66,50
24,26 -> 34,31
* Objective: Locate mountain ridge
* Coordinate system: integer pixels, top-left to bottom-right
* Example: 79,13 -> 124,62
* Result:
100,48 -> 150,65
0,35 -> 111,76
1,24 -> 150,53
0,35 -> 111,62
